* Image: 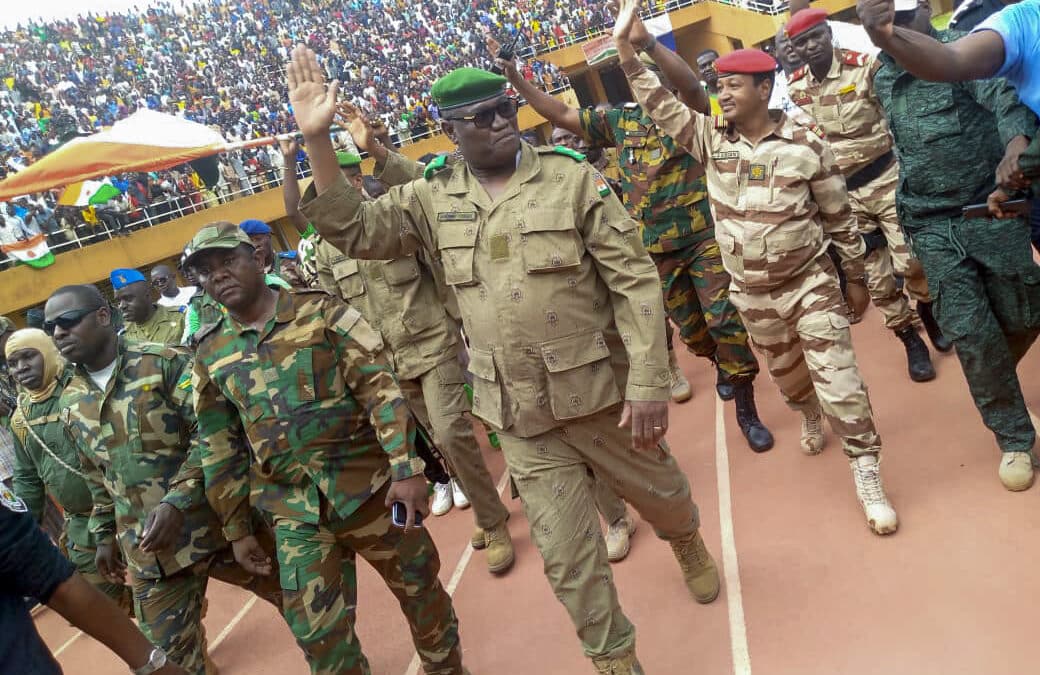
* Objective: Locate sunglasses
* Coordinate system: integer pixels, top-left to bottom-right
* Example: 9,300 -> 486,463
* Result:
44,306 -> 101,335
446,98 -> 519,129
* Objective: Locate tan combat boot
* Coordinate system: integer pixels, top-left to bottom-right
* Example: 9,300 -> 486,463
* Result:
998,452 -> 1035,491
605,510 -> 637,563
592,649 -> 645,675
850,455 -> 899,535
471,527 -> 487,550
668,348 -> 692,403
484,521 -> 515,575
669,530 -> 721,604
800,407 -> 825,455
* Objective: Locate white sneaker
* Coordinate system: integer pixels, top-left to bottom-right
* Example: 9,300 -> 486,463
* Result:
998,452 -> 1035,491
431,482 -> 453,516
850,455 -> 898,535
451,478 -> 470,509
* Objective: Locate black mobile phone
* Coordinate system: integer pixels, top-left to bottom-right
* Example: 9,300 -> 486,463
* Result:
962,198 -> 1031,219
391,501 -> 423,528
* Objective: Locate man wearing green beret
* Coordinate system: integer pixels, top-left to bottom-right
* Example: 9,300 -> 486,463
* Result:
291,46 -> 719,673
284,116 -> 516,576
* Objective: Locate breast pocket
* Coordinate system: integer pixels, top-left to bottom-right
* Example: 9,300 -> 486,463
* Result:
521,208 -> 583,273
540,331 -> 621,421
916,89 -> 960,143
437,224 -> 479,286
332,257 -> 366,299
383,256 -> 420,286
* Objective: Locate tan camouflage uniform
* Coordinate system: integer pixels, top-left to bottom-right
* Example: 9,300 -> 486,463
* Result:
64,339 -> 282,674
787,48 -> 930,330
121,304 -> 186,345
193,288 -> 461,675
623,60 -> 882,457
301,142 -> 705,664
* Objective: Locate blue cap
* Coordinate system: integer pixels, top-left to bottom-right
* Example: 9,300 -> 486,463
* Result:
239,219 -> 271,235
110,268 -> 146,290
277,250 -> 298,260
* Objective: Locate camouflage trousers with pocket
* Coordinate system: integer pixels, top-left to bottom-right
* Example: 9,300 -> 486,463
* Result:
728,256 -> 881,457
66,542 -> 133,614
131,519 -> 284,675
651,234 -> 759,384
907,214 -> 1040,453
273,482 -> 463,675
399,357 -> 510,530
498,406 -> 700,661
851,163 -> 931,330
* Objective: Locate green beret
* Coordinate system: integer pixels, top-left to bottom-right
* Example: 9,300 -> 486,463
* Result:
432,67 -> 508,112
337,152 -> 362,168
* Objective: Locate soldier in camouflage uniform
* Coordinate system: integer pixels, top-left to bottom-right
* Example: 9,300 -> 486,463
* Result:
43,284 -> 283,674
615,0 -> 898,535
186,222 -> 464,675
111,268 -> 185,346
786,8 -> 951,384
868,0 -> 1040,491
496,29 -> 775,455
7,328 -> 132,610
294,48 -> 721,673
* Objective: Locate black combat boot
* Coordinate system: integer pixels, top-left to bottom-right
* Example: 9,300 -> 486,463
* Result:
715,366 -> 736,401
734,383 -> 774,452
916,301 -> 953,352
896,325 -> 936,382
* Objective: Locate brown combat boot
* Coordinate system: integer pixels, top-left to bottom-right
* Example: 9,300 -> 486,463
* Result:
592,649 -> 645,675
471,527 -> 487,550
670,530 -> 721,604
484,521 -> 515,575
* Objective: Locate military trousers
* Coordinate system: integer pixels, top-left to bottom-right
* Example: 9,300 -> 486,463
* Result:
729,258 -> 881,457
850,164 -> 930,329
497,406 -> 700,660
131,529 -> 284,675
63,516 -> 132,613
400,357 -> 510,530
272,483 -> 463,675
907,215 -> 1040,453
651,235 -> 759,384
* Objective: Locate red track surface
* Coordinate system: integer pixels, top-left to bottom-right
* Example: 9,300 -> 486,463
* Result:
40,306 -> 1040,674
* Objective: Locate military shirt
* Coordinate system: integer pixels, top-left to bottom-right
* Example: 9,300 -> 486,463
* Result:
787,48 -> 893,176
874,29 -> 1039,223
579,104 -> 713,254
193,289 -> 422,539
300,142 -> 671,439
10,366 -> 95,549
623,59 -> 866,292
64,339 -> 225,580
122,304 -> 185,346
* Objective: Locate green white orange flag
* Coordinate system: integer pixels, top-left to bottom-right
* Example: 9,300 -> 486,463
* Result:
0,232 -> 54,268
0,110 -> 227,200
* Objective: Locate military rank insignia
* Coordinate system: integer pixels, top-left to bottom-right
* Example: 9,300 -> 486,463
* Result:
749,164 -> 767,181
592,171 -> 612,197
839,83 -> 856,95
177,372 -> 193,391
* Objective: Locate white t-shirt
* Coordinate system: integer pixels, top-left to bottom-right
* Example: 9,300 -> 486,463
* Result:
157,286 -> 197,311
87,359 -> 118,392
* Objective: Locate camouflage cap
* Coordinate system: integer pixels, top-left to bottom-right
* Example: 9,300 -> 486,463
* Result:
432,67 -> 508,112
184,221 -> 254,266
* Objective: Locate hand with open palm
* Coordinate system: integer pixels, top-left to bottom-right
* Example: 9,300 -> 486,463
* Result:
287,45 -> 339,138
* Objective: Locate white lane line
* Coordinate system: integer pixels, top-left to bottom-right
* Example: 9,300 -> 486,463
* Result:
209,596 -> 258,651
404,465 -> 512,675
715,395 -> 752,675
54,630 -> 84,657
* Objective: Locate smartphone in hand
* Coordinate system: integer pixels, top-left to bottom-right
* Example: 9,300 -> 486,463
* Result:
391,501 -> 423,528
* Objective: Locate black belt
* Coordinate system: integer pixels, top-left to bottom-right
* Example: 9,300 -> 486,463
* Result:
846,150 -> 896,191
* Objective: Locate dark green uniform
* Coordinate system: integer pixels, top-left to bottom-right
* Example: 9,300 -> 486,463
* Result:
875,29 -> 1040,454
579,104 -> 759,383
10,365 -> 131,609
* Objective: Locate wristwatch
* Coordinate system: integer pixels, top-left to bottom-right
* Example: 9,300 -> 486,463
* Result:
132,647 -> 168,675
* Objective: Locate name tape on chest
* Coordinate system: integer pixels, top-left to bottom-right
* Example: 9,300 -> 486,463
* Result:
437,211 -> 478,222
712,151 -> 740,161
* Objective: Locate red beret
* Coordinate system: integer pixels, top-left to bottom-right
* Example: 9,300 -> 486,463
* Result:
786,8 -> 829,38
714,49 -> 778,75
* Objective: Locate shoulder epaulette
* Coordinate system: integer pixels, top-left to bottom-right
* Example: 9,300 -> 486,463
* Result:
840,49 -> 869,67
133,342 -> 171,357
789,65 -> 809,83
193,318 -> 224,345
622,102 -> 640,109
549,145 -> 586,162
423,154 -> 449,180
289,287 -> 329,296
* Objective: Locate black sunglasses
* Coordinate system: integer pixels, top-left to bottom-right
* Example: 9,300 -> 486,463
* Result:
446,98 -> 519,129
43,306 -> 101,335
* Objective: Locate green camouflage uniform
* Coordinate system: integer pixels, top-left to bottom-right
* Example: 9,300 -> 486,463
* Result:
121,304 -> 185,346
64,339 -> 282,674
875,29 -> 1040,454
10,364 -> 131,609
193,288 -> 461,675
579,104 -> 759,383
